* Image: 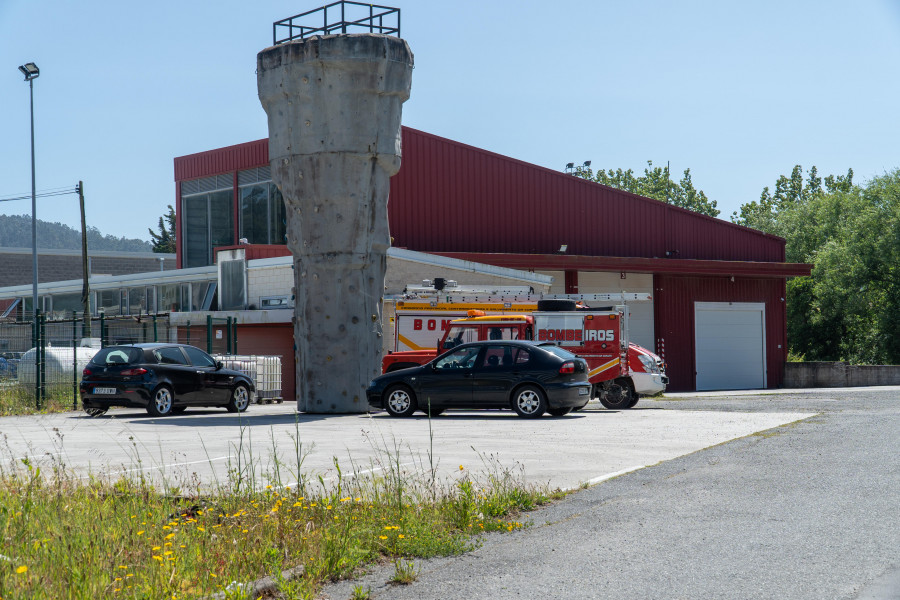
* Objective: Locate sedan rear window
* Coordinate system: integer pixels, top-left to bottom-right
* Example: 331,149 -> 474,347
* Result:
537,344 -> 579,360
90,347 -> 142,366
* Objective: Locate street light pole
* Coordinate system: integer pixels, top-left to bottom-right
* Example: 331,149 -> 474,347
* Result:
19,61 -> 40,406
19,62 -> 40,323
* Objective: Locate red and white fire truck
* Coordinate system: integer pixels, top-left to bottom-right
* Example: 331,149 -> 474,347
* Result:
383,281 -> 668,409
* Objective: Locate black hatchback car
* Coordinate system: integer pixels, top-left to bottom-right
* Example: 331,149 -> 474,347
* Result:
80,343 -> 255,417
367,340 -> 591,418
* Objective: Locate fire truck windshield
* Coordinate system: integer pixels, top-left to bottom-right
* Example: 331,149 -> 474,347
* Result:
442,326 -> 478,350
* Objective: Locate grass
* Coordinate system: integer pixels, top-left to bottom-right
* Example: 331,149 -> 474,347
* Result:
0,420 -> 562,599
0,383 -> 79,417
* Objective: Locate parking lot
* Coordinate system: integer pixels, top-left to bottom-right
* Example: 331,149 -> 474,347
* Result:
0,399 -> 814,491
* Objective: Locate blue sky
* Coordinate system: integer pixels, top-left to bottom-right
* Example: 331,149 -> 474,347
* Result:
2,0 -> 899,243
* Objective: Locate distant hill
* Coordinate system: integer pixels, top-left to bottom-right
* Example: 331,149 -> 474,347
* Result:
0,214 -> 153,252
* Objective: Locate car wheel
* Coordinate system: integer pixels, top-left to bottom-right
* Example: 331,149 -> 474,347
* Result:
171,406 -> 187,415
226,384 -> 251,413
599,380 -> 636,410
83,407 -> 107,417
512,385 -> 547,418
147,385 -> 174,417
384,385 -> 417,417
547,407 -> 571,417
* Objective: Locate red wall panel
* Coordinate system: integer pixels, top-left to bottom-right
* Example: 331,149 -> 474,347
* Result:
174,139 -> 269,181
653,274 -> 787,391
175,129 -> 787,265
388,128 -> 786,263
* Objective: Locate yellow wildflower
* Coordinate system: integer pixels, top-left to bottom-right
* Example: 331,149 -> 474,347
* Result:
379,536 -> 387,540
16,565 -> 27,574
165,533 -> 175,540
152,556 -> 162,562
152,546 -> 161,551
137,531 -> 145,536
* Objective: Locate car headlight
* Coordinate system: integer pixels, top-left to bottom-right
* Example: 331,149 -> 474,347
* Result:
637,354 -> 659,374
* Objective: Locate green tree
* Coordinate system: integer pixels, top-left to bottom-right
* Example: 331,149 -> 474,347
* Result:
148,205 -> 176,254
732,166 -> 900,364
575,161 -> 719,217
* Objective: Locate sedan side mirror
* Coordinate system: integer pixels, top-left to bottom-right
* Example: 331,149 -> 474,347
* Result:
215,361 -> 223,370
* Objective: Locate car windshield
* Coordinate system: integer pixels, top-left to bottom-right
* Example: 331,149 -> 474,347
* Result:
537,344 -> 578,360
90,347 -> 143,366
433,346 -> 481,370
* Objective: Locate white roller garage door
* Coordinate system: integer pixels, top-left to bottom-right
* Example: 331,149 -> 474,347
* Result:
694,302 -> 766,391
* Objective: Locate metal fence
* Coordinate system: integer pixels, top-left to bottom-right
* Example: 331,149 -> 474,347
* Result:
0,312 -> 176,409
0,313 -> 282,410
273,1 -> 400,45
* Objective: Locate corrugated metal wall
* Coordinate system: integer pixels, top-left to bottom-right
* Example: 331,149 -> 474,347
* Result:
389,128 -> 785,262
175,129 -> 786,265
653,274 -> 787,391
174,139 -> 269,182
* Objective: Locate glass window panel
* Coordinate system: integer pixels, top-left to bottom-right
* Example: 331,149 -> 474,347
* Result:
180,284 -> 191,312
50,293 -> 84,320
158,284 -> 180,313
128,287 -> 146,315
191,282 -> 209,313
270,184 -> 286,244
98,290 -> 121,316
210,190 -> 234,253
240,184 -> 269,244
183,195 -> 209,268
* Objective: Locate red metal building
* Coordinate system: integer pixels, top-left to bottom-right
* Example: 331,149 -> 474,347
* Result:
174,127 -> 810,391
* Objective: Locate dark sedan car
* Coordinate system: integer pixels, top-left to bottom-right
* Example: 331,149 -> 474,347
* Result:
80,343 -> 255,417
367,340 -> 591,418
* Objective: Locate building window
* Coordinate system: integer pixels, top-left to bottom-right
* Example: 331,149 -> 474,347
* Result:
238,168 -> 286,245
181,176 -> 235,268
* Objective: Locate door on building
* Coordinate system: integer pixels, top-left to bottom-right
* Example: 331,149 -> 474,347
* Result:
694,302 -> 766,391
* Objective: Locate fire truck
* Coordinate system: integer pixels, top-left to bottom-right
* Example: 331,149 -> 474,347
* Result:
383,280 -> 668,409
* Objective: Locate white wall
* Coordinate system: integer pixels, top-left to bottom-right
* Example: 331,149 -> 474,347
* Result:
577,271 -> 655,350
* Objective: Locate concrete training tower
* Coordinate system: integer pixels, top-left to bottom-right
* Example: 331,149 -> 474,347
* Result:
257,23 -> 413,412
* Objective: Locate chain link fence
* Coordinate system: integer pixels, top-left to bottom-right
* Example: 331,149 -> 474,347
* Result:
1,313 -> 283,412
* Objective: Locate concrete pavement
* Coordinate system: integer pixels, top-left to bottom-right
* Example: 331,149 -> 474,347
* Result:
0,398 -> 813,492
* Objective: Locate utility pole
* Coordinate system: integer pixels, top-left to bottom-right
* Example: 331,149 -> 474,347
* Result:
78,181 -> 91,338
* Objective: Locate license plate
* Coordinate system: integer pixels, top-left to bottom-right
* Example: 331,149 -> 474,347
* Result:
94,387 -> 116,395
578,387 -> 589,395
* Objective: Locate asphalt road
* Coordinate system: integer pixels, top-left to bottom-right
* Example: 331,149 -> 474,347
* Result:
321,388 -> 900,600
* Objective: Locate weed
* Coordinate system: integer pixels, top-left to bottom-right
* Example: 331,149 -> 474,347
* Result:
388,559 -> 419,585
350,584 -> 371,599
